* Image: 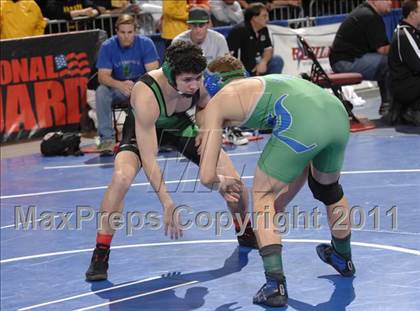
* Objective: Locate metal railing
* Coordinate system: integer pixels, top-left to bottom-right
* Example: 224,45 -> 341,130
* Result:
282,16 -> 317,28
271,4 -> 305,20
44,1 -> 367,37
45,12 -> 156,36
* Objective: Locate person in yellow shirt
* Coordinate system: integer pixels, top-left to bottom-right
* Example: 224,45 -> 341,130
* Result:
0,0 -> 47,39
161,0 -> 189,47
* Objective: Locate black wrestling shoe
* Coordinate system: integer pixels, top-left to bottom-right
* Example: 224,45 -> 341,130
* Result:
253,273 -> 288,307
402,107 -> 420,126
316,243 -> 355,277
85,246 -> 110,281
225,127 -> 249,145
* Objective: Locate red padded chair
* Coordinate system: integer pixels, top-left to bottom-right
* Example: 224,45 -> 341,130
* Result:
297,35 -> 375,132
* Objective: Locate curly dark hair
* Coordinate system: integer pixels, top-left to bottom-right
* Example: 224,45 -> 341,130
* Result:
165,41 -> 207,77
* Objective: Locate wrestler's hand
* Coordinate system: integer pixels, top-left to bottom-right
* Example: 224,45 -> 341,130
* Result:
163,201 -> 183,240
252,60 -> 267,76
217,175 -> 242,203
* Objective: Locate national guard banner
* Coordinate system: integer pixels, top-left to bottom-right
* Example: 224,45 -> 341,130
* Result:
268,23 -> 340,76
0,30 -> 102,142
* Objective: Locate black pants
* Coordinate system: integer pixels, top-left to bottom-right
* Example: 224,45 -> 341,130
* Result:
118,109 -> 200,165
392,76 -> 420,108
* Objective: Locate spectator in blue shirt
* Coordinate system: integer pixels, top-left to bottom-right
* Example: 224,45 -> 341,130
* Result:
95,14 -> 160,152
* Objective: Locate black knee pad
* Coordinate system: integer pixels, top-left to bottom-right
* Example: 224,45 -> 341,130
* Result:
308,171 -> 344,206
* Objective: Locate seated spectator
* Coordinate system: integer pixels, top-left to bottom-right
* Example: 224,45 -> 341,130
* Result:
329,0 -> 392,115
161,1 -> 208,47
95,14 -> 160,153
93,1 -> 141,38
173,7 -> 229,63
210,0 -> 244,27
227,2 -> 284,76
0,0 -> 46,39
174,7 -> 247,145
388,0 -> 420,125
45,0 -> 99,20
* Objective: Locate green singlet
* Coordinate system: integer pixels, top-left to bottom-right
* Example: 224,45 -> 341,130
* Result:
240,74 -> 349,183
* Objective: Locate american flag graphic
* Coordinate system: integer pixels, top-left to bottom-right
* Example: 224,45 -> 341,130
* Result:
54,52 -> 91,77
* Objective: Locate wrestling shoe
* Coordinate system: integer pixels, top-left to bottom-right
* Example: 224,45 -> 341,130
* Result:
85,246 -> 110,281
316,243 -> 355,277
253,273 -> 288,307
225,127 -> 248,145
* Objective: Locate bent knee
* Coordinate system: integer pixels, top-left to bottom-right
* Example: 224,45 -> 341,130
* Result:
308,170 -> 343,206
96,84 -> 111,96
111,169 -> 136,190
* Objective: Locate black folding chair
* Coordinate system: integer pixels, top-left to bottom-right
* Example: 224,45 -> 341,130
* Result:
111,98 -> 130,143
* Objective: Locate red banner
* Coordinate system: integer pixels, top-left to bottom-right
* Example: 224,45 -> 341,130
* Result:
0,30 -> 101,142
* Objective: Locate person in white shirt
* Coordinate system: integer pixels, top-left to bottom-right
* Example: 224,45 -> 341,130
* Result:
172,7 -> 229,63
210,0 -> 244,26
173,7 -> 248,145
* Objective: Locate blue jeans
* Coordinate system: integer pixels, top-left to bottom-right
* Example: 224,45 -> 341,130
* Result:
266,55 -> 284,74
332,53 -> 391,104
95,85 -> 129,141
